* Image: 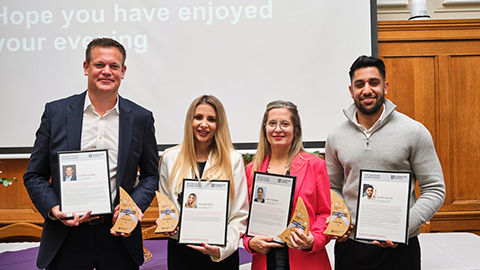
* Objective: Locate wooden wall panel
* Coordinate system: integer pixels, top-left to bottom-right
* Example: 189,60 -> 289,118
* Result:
379,19 -> 480,234
449,56 -> 480,204
382,56 -> 437,138
0,160 -> 42,224
0,159 -> 43,241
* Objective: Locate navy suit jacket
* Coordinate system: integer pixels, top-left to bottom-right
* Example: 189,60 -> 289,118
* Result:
24,91 -> 159,269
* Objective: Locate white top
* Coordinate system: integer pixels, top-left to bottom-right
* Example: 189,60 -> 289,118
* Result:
159,146 -> 249,262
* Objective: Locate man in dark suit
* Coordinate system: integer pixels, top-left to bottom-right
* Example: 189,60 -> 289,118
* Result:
23,38 -> 159,270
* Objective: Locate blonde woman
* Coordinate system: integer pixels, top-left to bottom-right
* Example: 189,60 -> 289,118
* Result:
159,95 -> 249,269
185,193 -> 197,208
243,100 -> 332,270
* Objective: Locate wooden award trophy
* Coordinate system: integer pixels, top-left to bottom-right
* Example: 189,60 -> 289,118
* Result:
324,190 -> 351,237
111,187 -> 139,234
155,191 -> 179,234
278,197 -> 310,245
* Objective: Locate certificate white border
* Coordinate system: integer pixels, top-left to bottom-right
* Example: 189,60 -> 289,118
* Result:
354,169 -> 412,244
246,171 -> 296,244
178,179 -> 230,246
58,149 -> 112,218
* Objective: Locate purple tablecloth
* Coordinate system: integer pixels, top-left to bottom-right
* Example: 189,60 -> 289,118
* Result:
0,239 -> 252,270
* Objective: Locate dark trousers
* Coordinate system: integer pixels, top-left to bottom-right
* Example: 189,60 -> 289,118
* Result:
47,217 -> 138,270
334,237 -> 421,270
167,238 -> 239,270
266,246 -> 290,270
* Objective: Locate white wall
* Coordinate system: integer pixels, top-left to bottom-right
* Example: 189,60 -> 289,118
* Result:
0,0 -> 375,155
378,0 -> 480,21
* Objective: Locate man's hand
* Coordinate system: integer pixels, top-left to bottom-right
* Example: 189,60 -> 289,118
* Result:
326,215 -> 354,242
373,240 -> 398,248
110,204 -> 144,238
50,205 -> 98,227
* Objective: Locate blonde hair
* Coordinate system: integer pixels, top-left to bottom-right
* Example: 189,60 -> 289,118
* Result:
250,100 -> 305,180
169,95 -> 236,199
185,193 -> 197,208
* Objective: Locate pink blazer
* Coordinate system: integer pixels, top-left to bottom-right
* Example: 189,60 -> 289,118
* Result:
243,153 -> 332,270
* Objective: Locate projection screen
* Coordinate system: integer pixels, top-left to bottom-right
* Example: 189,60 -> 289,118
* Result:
0,0 -> 377,156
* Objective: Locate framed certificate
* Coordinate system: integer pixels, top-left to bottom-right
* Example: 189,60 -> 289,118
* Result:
246,172 -> 296,244
354,170 -> 412,244
58,149 -> 113,218
178,179 -> 230,246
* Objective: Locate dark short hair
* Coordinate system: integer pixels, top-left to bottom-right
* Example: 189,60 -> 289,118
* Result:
349,55 -> 386,82
85,38 -> 127,66
365,185 -> 374,191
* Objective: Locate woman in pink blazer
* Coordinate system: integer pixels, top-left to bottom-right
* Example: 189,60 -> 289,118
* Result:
243,100 -> 332,270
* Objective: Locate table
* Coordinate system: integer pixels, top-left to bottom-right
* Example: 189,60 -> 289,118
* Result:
1,232 -> 480,269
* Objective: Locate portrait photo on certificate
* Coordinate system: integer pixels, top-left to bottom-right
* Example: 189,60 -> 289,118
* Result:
246,172 -> 296,244
58,149 -> 113,218
178,179 -> 230,246
354,170 -> 412,244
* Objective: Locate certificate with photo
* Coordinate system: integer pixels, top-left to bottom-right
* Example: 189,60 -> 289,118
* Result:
58,149 -> 112,218
178,179 -> 230,246
354,170 -> 412,244
246,172 -> 296,244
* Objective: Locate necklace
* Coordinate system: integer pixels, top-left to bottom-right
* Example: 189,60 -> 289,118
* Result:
267,164 -> 289,170
197,154 -> 204,158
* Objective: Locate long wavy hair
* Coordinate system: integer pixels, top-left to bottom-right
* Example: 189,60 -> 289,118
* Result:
168,95 -> 235,199
249,100 -> 305,180
185,193 -> 197,208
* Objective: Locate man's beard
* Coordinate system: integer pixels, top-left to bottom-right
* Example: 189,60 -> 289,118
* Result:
355,93 -> 385,115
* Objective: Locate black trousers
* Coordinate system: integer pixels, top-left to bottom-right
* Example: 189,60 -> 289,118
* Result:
334,237 -> 421,270
167,238 -> 239,270
47,217 -> 138,270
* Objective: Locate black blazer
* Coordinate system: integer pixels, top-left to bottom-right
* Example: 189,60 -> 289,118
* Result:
24,91 -> 159,268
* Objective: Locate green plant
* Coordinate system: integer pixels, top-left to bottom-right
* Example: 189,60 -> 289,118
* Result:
0,170 -> 17,187
243,153 -> 253,163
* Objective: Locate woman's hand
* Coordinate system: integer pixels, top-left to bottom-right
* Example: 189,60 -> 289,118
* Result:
287,228 -> 314,250
187,243 -> 221,258
248,235 -> 284,255
155,219 -> 178,237
163,228 -> 178,237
